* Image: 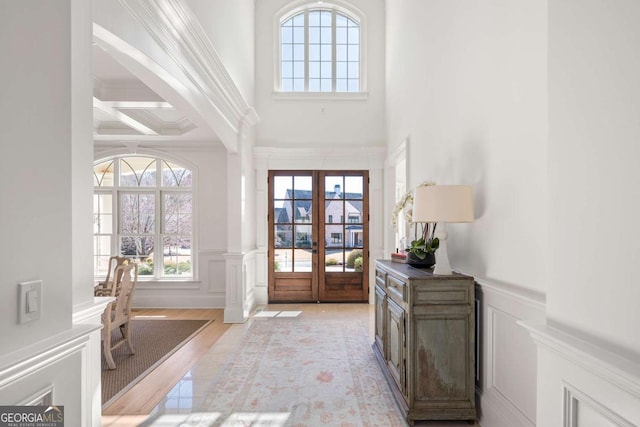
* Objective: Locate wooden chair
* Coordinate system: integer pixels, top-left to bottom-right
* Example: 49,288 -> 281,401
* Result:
95,256 -> 129,297
102,263 -> 138,370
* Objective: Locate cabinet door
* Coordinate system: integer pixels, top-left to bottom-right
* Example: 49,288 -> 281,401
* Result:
374,285 -> 386,355
386,297 -> 406,395
412,310 -> 474,407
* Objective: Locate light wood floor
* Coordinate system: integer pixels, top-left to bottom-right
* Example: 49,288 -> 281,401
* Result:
101,309 -> 231,426
101,305 -> 478,427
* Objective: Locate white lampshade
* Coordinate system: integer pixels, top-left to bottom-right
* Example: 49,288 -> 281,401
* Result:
412,185 -> 474,275
412,185 -> 474,223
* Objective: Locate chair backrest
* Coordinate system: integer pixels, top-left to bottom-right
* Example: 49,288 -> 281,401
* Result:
109,263 -> 138,325
104,256 -> 129,286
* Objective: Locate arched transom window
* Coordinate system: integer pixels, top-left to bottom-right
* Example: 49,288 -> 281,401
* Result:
93,156 -> 194,279
280,6 -> 361,92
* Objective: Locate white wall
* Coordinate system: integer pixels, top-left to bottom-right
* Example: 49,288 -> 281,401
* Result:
186,0 -> 255,104
385,1 -> 548,425
255,0 -> 386,147
385,0 -> 548,293
72,0 -> 97,308
531,0 -> 640,424
548,0 -> 640,356
0,0 -> 96,422
0,0 -> 74,354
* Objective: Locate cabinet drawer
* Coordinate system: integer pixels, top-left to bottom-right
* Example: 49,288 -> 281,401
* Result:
375,268 -> 386,289
414,282 -> 472,305
386,275 -> 406,306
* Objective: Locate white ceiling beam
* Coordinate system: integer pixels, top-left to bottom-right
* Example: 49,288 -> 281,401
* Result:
93,97 -> 159,135
101,101 -> 174,109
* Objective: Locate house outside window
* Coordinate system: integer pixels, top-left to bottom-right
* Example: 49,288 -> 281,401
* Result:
331,232 -> 343,244
278,3 -> 363,93
93,156 -> 194,279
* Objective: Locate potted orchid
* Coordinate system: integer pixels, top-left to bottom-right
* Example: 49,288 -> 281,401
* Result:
406,223 -> 439,267
392,181 -> 439,267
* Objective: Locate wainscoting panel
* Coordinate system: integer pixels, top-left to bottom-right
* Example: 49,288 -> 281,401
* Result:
0,320 -> 100,425
207,258 -> 226,294
243,250 -> 257,316
132,250 -> 226,308
524,323 -> 640,426
489,306 -> 538,418
475,278 -> 546,427
222,249 -> 260,323
563,382 -> 635,427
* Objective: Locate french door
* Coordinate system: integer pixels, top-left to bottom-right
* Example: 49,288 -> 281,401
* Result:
268,170 -> 369,303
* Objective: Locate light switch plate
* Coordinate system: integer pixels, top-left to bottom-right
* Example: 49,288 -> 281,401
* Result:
18,280 -> 42,324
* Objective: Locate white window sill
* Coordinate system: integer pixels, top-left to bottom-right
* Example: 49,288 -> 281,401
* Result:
137,280 -> 201,290
94,277 -> 200,290
272,91 -> 369,101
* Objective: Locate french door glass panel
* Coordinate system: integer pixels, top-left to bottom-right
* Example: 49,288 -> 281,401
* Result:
273,174 -> 313,273
323,175 -> 364,273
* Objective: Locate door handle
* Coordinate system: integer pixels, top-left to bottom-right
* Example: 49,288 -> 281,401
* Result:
312,242 -> 318,246
312,249 -> 318,254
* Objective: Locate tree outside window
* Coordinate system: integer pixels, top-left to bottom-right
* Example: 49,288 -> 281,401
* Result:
93,156 -> 194,279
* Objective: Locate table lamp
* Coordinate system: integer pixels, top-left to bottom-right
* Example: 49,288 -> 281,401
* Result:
412,185 -> 474,275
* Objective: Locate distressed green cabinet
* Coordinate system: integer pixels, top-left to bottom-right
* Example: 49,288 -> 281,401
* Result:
373,260 -> 476,424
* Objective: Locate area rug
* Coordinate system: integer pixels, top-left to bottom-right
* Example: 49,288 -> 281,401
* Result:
101,319 -> 211,408
189,316 -> 406,426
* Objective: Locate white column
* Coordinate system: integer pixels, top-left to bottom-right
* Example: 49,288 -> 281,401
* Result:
224,148 -> 251,322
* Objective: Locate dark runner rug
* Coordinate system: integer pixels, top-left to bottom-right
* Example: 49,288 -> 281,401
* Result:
101,319 -> 211,408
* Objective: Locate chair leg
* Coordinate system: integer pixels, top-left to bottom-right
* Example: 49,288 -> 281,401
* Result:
123,321 -> 135,354
103,328 -> 116,370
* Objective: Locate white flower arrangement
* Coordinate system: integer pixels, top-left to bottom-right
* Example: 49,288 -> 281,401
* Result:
391,180 -> 435,231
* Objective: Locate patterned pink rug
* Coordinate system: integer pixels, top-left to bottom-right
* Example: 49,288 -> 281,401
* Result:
197,316 -> 406,426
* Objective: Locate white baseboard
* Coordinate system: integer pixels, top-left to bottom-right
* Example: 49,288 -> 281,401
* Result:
480,387 -> 535,427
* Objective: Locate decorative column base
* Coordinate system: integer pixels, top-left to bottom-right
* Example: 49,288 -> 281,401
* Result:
223,252 -> 250,323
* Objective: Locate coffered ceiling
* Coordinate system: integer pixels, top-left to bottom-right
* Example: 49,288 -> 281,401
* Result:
92,43 -> 216,144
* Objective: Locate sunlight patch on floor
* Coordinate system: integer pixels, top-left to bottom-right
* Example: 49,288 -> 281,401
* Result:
223,412 -> 290,426
101,415 -> 150,426
144,412 -> 290,426
134,315 -> 168,318
275,311 -> 302,317
253,310 -> 302,318
253,310 -> 280,317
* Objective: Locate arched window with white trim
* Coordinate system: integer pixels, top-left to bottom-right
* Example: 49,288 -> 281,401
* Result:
93,155 -> 194,280
279,4 -> 362,92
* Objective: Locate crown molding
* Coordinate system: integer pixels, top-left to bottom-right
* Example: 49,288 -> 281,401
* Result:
118,0 -> 260,151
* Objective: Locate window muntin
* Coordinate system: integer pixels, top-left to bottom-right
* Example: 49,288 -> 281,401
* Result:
280,7 -> 360,93
93,156 -> 193,280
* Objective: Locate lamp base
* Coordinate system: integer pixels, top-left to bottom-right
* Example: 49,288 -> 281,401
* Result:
432,224 -> 453,275
433,261 -> 453,275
